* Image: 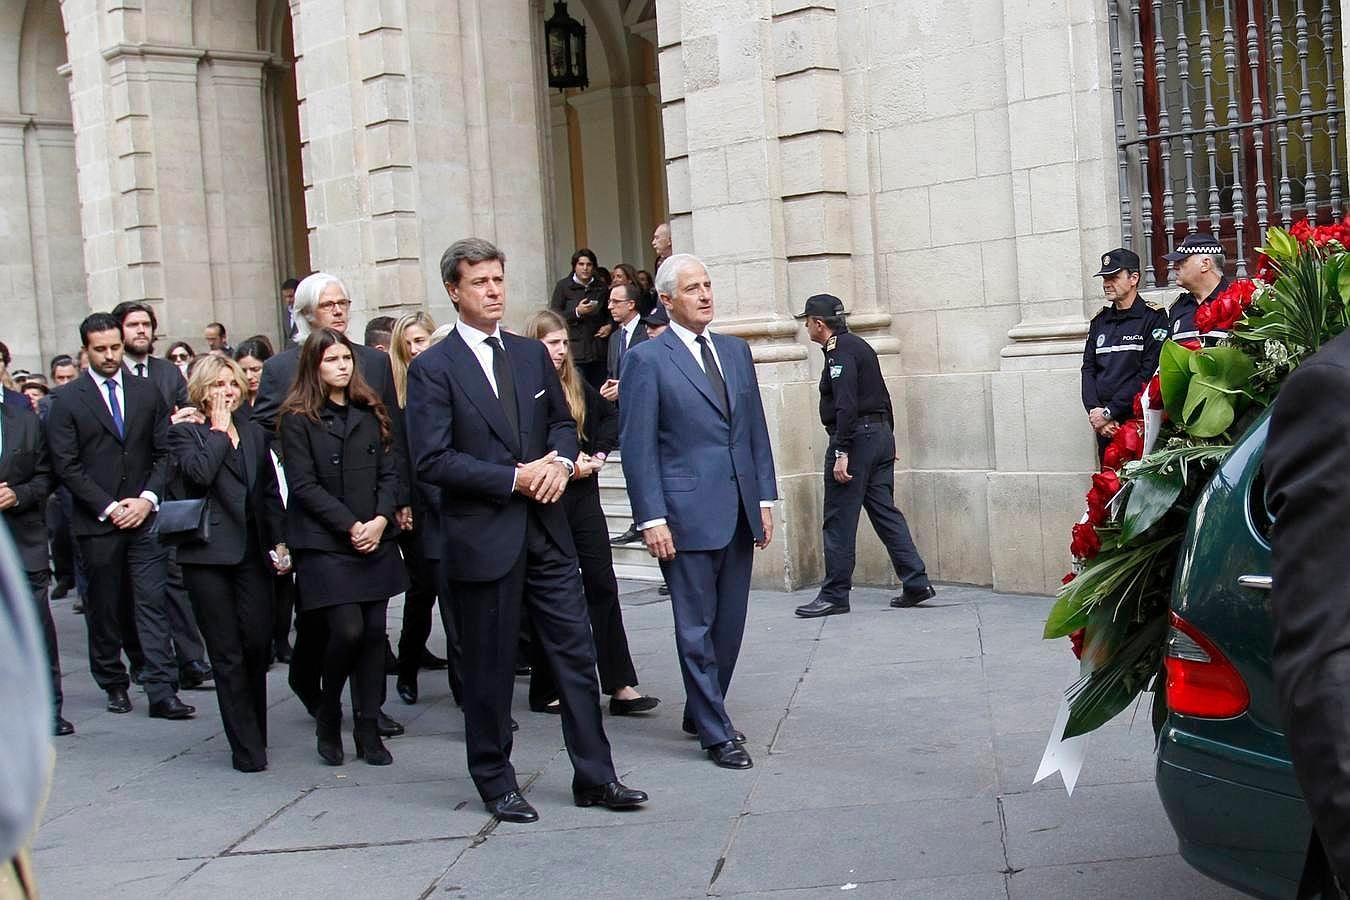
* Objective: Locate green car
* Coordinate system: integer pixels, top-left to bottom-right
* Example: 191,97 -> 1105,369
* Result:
1155,408 -> 1313,898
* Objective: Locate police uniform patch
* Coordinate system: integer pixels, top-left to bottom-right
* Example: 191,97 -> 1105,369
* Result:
1173,321 -> 1181,333
1096,334 -> 1106,347
829,364 -> 843,379
1152,327 -> 1168,341
825,336 -> 837,352
1102,254 -> 1111,268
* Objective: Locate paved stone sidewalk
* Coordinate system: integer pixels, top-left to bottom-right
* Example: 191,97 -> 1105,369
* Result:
31,583 -> 1239,898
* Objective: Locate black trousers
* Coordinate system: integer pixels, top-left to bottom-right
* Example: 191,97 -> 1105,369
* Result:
273,573 -> 296,647
47,495 -> 74,583
164,548 -> 207,669
530,478 -> 638,703
182,546 -> 271,768
28,568 -> 62,716
434,557 -> 464,705
396,527 -> 438,680
451,510 -> 616,800
78,525 -> 177,703
819,423 -> 930,605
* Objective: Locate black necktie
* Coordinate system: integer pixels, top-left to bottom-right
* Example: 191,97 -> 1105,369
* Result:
135,363 -> 146,378
695,335 -> 729,417
486,336 -> 519,439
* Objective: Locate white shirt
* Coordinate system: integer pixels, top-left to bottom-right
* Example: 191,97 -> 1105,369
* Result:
124,354 -> 150,379
637,319 -> 774,532
87,369 -> 159,519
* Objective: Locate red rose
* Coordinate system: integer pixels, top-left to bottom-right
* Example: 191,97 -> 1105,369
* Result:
1061,572 -> 1076,585
1253,252 -> 1276,283
1132,389 -> 1143,419
1105,419 -> 1143,467
1291,218 -> 1315,243
1194,301 -> 1217,334
1102,442 -> 1122,469
1069,627 -> 1086,659
1071,522 -> 1101,560
1145,373 -> 1162,409
1090,469 -> 1121,501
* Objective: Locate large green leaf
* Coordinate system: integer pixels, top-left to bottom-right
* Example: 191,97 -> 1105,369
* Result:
1043,591 -> 1090,639
1064,613 -> 1168,738
1263,227 -> 1298,265
1158,340 -> 1194,423
1120,466 -> 1185,542
1179,347 -> 1255,438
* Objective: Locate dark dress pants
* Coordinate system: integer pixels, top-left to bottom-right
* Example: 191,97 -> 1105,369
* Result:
660,512 -> 754,748
396,527 -> 438,680
530,478 -> 638,703
58,488 -> 90,598
78,525 -> 177,703
273,573 -> 296,647
164,548 -> 207,669
47,496 -> 73,583
451,509 -> 616,801
433,557 -> 463,705
819,423 -> 929,605
28,568 -> 62,716
181,544 -> 271,768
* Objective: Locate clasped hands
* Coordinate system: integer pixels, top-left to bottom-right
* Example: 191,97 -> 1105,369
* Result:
1088,407 -> 1119,438
110,497 -> 154,530
514,451 -> 570,504
641,508 -> 775,562
349,516 -> 388,554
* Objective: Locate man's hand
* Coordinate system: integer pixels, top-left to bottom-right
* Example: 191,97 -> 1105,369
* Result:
642,523 -> 676,561
833,454 -> 852,484
516,452 -> 568,503
395,506 -> 413,531
0,483 -> 16,510
113,497 -> 153,530
1097,421 -> 1120,439
599,379 -> 620,403
756,508 -> 774,550
595,324 -> 613,339
271,543 -> 292,574
1088,407 -> 1109,430
171,406 -> 205,426
514,451 -> 558,498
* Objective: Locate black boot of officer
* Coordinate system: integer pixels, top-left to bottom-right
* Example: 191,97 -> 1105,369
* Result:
791,295 -> 935,618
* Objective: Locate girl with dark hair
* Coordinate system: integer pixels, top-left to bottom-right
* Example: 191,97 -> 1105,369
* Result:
233,339 -> 273,413
166,341 -> 195,378
279,328 -> 407,766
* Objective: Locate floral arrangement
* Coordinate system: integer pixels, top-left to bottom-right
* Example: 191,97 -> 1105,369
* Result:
1043,219 -> 1350,740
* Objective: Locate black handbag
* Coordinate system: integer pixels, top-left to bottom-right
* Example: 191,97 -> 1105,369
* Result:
153,427 -> 212,546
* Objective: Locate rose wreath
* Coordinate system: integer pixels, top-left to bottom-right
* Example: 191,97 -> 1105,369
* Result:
1042,218 -> 1350,743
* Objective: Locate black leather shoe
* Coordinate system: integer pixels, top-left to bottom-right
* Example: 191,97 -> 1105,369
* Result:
396,674 -> 418,705
574,781 -> 648,809
510,717 -> 519,732
376,711 -> 404,738
232,754 -> 267,773
148,696 -> 196,720
273,640 -> 293,664
609,525 -> 641,545
419,649 -> 448,670
316,715 -> 344,766
707,740 -> 753,769
486,790 -> 538,823
353,719 -> 393,766
106,687 -> 132,714
179,662 -> 212,691
529,699 -> 561,714
54,716 -> 75,736
658,584 -> 670,596
794,597 -> 850,618
129,666 -> 144,685
682,719 -> 744,743
52,578 -> 74,600
891,585 -> 937,608
610,695 -> 660,716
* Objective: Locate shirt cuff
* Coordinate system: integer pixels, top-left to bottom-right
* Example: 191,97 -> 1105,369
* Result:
139,491 -> 160,511
637,518 -> 667,530
100,501 -> 119,521
759,500 -> 775,508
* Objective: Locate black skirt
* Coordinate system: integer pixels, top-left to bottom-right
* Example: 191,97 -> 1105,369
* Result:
293,543 -> 409,611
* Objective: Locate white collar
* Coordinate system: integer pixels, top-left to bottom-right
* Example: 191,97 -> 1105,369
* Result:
667,318 -> 712,352
455,319 -> 503,348
91,368 -> 125,389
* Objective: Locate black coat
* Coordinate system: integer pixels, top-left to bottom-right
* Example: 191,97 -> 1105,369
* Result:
279,402 -> 399,553
550,275 -> 611,365
46,372 -> 170,537
579,380 -> 618,457
405,327 -> 579,583
124,355 -> 188,410
167,415 -> 286,566
1264,327 -> 1350,883
0,400 -> 53,573
251,342 -> 410,505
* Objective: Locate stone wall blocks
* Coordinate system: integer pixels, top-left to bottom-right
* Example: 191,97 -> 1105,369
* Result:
720,20 -> 770,84
904,373 -> 993,470
681,0 -> 762,38
665,155 -> 692,214
775,69 -> 845,138
655,0 -> 683,48
367,166 -> 415,216
973,107 -> 1011,176
358,28 -> 409,81
877,114 -> 977,191
1007,93 -> 1075,170
986,473 -> 1047,593
686,81 -> 766,151
661,100 -> 688,159
778,131 -> 846,196
688,147 -> 729,208
658,46 -> 685,102
918,46 -> 1005,118
1027,162 -> 1080,233
932,470 -> 993,586
873,187 -> 931,253
884,244 -> 981,311
772,7 -> 839,77
363,74 -> 411,125
928,175 -> 1015,246
785,254 -> 853,306
1020,27 -> 1072,99
894,309 -> 939,375
351,0 -> 408,36
1015,230 -> 1083,305
690,199 -> 776,262
782,192 -> 851,256
364,120 -> 413,170
682,34 -> 721,92
980,238 -> 1020,306
724,139 -> 771,202
935,304 -> 1021,374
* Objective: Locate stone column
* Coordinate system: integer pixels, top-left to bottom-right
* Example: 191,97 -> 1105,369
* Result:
0,119 -> 41,371
25,120 -> 85,364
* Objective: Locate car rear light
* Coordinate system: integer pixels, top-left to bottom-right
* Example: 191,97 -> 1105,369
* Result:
1164,611 -> 1250,718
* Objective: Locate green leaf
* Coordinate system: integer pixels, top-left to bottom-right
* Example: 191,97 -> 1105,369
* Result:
1044,591 -> 1090,639
1120,467 -> 1185,542
1158,340 -> 1194,423
1263,227 -> 1298,265
1064,614 -> 1168,738
1179,347 -> 1255,438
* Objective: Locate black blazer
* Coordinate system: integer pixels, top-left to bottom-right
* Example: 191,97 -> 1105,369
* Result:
550,276 -> 611,365
405,328 -> 579,582
279,402 -> 399,553
606,319 -> 649,382
124,356 -> 188,410
0,400 -> 53,572
167,415 -> 286,566
580,380 -> 618,457
46,372 -> 170,537
251,342 -> 409,505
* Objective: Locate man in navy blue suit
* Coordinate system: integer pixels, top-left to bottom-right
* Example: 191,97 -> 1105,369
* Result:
405,238 -> 646,823
619,253 -> 778,770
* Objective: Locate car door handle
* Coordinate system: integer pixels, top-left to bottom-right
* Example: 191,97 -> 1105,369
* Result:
1238,575 -> 1273,591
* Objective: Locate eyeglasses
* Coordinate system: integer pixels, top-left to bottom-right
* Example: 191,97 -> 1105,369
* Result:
316,299 -> 353,312
169,352 -> 191,362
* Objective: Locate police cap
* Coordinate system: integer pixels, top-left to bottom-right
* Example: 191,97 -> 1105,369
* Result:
793,293 -> 847,320
1162,233 -> 1224,262
1093,248 -> 1141,277
641,305 -> 669,328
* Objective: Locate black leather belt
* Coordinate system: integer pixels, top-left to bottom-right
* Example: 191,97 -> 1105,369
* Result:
858,412 -> 888,424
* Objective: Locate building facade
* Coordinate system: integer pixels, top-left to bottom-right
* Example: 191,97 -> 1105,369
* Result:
3,0 -> 1345,594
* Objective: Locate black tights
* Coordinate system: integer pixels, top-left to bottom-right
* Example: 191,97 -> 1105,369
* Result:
319,599 -> 387,723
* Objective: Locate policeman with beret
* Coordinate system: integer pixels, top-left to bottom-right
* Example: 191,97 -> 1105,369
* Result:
1162,232 -> 1231,347
1082,248 -> 1169,458
792,294 -> 935,618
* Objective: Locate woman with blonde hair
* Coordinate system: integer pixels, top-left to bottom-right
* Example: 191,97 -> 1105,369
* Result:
519,309 -> 657,717
168,354 -> 290,771
386,312 -> 459,706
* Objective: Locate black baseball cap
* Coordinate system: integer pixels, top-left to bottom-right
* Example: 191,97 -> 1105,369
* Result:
1163,233 -> 1223,262
641,306 -> 669,327
793,293 -> 847,320
1094,248 -> 1141,277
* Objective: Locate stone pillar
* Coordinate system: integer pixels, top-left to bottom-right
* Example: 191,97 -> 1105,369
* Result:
25,120 -> 85,365
987,1 -> 1121,593
0,119 -> 41,371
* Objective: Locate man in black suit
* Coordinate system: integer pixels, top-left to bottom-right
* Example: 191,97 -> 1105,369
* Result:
1,393 -> 71,735
46,313 -> 194,719
601,282 -> 648,547
112,301 -> 211,689
406,237 -> 646,822
1265,327 -> 1350,892
252,273 -> 409,736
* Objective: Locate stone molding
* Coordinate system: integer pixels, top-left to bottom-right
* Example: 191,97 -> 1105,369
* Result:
1000,317 -> 1089,361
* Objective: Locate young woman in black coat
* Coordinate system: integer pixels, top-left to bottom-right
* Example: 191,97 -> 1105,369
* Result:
279,328 -> 408,767
521,310 -> 658,717
168,355 -> 290,772
549,247 -> 613,388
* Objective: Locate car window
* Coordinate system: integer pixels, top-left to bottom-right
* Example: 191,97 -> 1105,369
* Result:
1250,463 -> 1274,545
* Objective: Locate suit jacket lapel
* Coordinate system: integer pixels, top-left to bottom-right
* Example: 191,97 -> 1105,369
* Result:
507,336 -> 534,445
446,329 -> 520,454
80,375 -> 124,442
662,329 -> 726,420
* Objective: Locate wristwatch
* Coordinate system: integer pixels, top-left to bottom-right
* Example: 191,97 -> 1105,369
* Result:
834,450 -> 848,459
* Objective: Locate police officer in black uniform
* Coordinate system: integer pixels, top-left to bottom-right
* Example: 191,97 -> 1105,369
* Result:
792,295 -> 935,619
1082,248 -> 1169,459
1162,233 -> 1231,348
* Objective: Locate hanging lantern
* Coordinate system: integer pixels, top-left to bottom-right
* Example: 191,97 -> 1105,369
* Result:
545,0 -> 588,91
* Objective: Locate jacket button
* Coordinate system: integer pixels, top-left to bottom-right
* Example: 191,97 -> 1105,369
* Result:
330,455 -> 341,465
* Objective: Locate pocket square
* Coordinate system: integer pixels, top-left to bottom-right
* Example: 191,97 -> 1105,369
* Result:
533,389 -> 545,399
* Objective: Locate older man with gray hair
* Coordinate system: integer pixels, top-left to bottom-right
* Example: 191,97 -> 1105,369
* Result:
1163,232 -> 1231,348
